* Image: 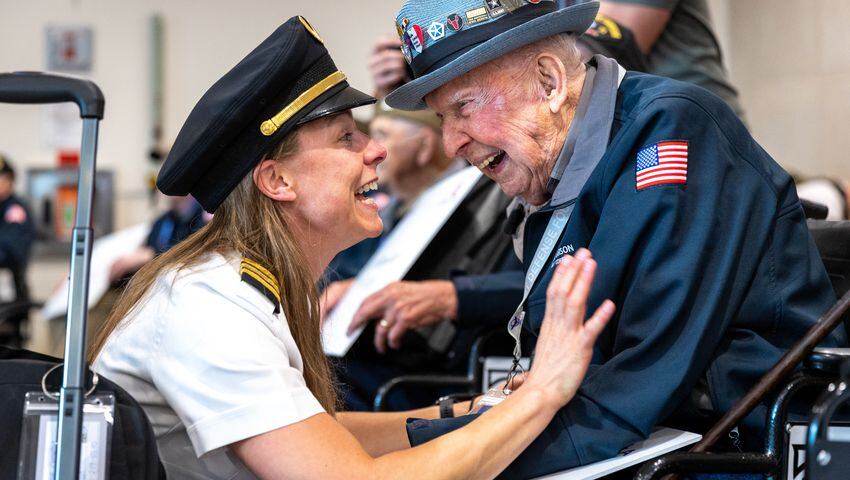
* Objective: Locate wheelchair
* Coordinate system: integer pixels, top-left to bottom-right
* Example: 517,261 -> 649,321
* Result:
634,219 -> 850,480
373,218 -> 850,480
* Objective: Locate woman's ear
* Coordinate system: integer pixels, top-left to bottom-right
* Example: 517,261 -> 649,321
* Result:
536,53 -> 569,114
253,158 -> 297,203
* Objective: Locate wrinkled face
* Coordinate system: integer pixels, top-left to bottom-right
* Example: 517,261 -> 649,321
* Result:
369,115 -> 422,196
285,112 -> 386,249
426,65 -> 558,205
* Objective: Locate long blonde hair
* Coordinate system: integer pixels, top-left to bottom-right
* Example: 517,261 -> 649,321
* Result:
89,131 -> 338,413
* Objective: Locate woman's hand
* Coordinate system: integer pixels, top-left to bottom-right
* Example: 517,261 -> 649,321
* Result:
524,248 -> 615,410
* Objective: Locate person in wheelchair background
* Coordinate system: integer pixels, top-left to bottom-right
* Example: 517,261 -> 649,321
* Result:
89,16 -> 615,479
0,154 -> 35,347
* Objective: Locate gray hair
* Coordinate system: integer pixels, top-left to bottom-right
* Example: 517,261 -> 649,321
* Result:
483,33 -> 583,99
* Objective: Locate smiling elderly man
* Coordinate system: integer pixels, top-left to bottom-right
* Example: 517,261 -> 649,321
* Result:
384,0 -> 843,478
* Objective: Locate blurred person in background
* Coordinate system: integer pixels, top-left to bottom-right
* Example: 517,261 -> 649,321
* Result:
0,154 -> 35,346
566,0 -> 745,117
321,99 -> 460,289
108,194 -> 209,283
324,38 -> 523,411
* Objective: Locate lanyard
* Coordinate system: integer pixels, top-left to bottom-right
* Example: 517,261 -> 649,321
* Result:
506,203 -> 575,379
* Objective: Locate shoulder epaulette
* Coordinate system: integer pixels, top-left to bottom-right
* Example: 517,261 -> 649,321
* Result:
240,258 -> 282,314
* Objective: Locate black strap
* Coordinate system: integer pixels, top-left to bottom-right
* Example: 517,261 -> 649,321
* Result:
437,396 -> 456,418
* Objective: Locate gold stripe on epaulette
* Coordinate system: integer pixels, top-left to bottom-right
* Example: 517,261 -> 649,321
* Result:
241,267 -> 281,303
241,258 -> 279,289
240,259 -> 282,309
260,71 -> 347,136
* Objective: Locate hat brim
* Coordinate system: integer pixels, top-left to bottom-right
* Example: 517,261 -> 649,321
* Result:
298,84 -> 376,125
385,2 -> 599,111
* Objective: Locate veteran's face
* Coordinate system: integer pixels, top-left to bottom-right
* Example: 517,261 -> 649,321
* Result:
426,66 -> 558,205
287,112 -> 387,247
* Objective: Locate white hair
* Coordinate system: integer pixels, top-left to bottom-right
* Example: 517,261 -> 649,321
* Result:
479,33 -> 583,99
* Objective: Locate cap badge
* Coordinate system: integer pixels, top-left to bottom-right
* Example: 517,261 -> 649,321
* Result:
427,21 -> 445,41
406,24 -> 425,53
447,13 -> 464,32
298,16 -> 324,44
465,6 -> 489,25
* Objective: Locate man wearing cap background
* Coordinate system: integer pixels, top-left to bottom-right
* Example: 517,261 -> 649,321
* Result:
382,0 -> 842,477
321,99 -> 461,288
324,87 -> 525,410
0,155 -> 35,346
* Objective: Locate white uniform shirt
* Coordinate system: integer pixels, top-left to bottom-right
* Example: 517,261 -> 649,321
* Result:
94,253 -> 324,479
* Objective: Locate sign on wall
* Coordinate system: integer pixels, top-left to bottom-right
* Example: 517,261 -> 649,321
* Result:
46,26 -> 94,72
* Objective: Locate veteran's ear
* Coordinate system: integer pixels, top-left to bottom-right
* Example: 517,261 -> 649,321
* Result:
253,158 -> 297,203
535,53 -> 570,114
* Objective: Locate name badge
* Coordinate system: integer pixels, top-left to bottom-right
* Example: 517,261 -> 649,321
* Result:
17,392 -> 114,480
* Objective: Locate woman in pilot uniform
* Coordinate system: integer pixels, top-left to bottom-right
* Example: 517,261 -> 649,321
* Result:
90,16 -> 615,480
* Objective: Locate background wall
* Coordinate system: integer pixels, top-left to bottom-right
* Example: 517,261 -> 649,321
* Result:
724,0 -> 850,180
0,0 -> 401,229
0,0 -> 847,231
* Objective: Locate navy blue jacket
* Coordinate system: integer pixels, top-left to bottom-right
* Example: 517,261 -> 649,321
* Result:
0,194 -> 35,271
144,202 -> 207,255
407,72 -> 843,478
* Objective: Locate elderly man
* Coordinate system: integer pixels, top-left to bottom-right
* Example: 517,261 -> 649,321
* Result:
384,0 -> 842,477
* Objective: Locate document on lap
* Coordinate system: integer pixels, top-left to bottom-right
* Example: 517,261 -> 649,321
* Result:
532,428 -> 701,480
40,222 -> 151,320
322,166 -> 483,356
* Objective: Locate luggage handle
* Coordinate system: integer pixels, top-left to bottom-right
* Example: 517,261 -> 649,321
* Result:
0,71 -> 104,119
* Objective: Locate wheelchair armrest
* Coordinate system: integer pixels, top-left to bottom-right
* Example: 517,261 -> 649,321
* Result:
373,374 -> 475,411
805,347 -> 850,374
633,452 -> 778,480
0,300 -> 38,323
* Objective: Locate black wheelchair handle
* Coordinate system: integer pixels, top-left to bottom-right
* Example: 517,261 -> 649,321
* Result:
0,71 -> 104,119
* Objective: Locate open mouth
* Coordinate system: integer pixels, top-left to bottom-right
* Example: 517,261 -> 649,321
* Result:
354,179 -> 379,205
479,151 -> 506,171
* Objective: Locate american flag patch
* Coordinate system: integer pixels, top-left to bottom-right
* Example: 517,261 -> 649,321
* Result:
635,141 -> 688,190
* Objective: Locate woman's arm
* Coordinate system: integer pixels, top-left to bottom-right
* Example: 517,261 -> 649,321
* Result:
337,401 -> 473,456
233,250 -> 613,480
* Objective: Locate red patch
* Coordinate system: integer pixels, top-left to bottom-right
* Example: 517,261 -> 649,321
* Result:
4,204 -> 27,224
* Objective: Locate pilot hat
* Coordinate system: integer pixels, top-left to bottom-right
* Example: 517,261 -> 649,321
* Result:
158,16 -> 375,212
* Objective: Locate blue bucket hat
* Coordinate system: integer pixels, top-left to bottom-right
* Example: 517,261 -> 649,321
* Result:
385,0 -> 599,111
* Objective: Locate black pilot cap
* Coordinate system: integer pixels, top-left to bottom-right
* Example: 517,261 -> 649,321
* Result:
157,16 -> 376,212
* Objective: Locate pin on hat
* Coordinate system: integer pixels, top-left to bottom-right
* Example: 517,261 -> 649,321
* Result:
157,16 -> 376,212
385,0 -> 599,111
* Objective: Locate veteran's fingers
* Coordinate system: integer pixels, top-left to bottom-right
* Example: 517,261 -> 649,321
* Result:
349,289 -> 389,334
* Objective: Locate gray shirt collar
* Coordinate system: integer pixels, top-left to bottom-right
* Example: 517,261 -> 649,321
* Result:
547,55 -> 622,208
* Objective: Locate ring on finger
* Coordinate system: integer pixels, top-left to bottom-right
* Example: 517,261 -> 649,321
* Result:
379,319 -> 390,329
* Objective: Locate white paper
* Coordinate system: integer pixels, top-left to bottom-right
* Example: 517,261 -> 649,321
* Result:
322,166 -> 483,356
785,423 -> 850,480
481,356 -> 532,391
33,416 -> 107,480
40,222 -> 151,320
533,428 -> 701,480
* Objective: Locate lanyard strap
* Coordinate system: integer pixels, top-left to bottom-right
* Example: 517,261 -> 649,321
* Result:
507,204 -> 575,370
